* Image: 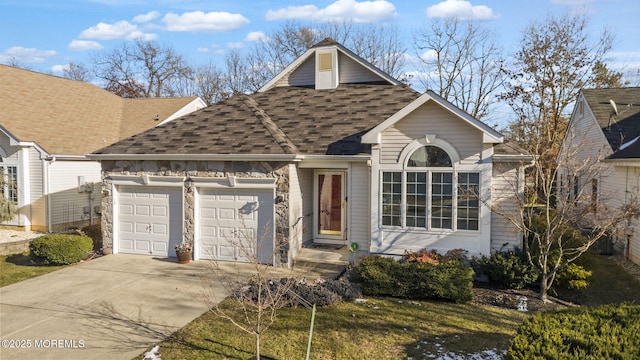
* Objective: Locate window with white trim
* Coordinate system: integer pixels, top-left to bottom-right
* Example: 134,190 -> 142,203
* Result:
380,145 -> 480,231
0,166 -> 17,203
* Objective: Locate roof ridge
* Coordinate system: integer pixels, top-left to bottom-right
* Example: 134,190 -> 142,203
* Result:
238,93 -> 300,154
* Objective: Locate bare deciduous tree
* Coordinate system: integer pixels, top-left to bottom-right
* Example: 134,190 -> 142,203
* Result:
62,62 -> 92,82
201,222 -> 296,360
502,12 -> 614,157
93,41 -> 191,98
493,123 -> 638,302
412,18 -> 505,120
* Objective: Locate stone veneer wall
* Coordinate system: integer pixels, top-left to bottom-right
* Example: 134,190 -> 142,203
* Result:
100,160 -> 291,266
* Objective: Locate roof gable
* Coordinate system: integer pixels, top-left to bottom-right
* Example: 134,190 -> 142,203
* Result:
0,64 -> 202,156
582,87 -> 640,154
361,90 -> 503,145
258,38 -> 401,92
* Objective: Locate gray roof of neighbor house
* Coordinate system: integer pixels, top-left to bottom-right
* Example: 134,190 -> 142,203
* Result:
94,83 -> 422,156
0,64 -> 200,155
582,87 -> 640,158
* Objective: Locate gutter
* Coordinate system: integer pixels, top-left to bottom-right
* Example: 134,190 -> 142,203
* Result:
86,153 -> 304,162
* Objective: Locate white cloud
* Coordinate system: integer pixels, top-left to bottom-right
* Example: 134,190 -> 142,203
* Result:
227,42 -> 244,49
196,47 -> 211,53
79,20 -> 157,41
68,39 -> 104,51
551,0 -> 593,4
162,11 -> 249,32
266,0 -> 397,23
245,31 -> 268,43
50,64 -> 68,74
133,11 -> 161,23
0,46 -> 57,64
426,0 -> 498,21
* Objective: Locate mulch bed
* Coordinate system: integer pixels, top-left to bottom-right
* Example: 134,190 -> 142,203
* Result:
472,283 -> 570,313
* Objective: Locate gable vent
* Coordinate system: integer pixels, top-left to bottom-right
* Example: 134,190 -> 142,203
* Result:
319,52 -> 333,71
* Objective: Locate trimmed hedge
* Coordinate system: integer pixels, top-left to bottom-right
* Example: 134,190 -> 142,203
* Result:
348,255 -> 474,303
29,234 -> 93,265
473,251 -> 537,289
507,303 -> 640,359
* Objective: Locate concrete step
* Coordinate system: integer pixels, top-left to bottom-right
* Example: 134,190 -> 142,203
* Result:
0,239 -> 31,256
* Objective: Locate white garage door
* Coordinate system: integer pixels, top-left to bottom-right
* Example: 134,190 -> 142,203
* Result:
118,186 -> 183,256
198,188 -> 274,263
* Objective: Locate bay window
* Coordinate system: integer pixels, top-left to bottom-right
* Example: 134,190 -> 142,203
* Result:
0,166 -> 17,203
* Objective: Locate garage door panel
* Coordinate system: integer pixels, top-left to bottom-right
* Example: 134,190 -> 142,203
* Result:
197,188 -> 273,263
118,186 -> 182,256
135,205 -> 150,216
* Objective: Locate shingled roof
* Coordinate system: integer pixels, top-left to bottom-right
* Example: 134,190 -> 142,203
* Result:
0,64 -> 201,155
582,87 -> 640,158
94,83 -> 420,156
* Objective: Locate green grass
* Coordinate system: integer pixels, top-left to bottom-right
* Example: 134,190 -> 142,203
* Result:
0,252 -> 68,287
556,251 -> 640,306
139,252 -> 640,360
140,298 -> 526,360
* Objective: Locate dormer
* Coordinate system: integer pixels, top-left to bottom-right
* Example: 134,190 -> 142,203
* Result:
258,38 -> 402,93
315,47 -> 338,90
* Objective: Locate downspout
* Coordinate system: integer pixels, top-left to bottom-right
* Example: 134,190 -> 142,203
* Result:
46,156 -> 55,233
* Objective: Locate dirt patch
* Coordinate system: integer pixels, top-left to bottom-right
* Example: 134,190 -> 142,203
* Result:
472,284 -> 570,313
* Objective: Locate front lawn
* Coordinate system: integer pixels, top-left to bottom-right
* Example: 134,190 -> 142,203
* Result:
142,298 -> 526,360
137,252 -> 640,360
0,252 -> 68,287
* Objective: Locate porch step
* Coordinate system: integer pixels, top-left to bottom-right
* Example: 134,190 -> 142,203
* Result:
293,247 -> 349,280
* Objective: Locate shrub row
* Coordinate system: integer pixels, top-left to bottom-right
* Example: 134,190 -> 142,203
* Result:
508,303 -> 640,359
29,234 -> 93,265
348,255 -> 474,303
237,278 -> 362,308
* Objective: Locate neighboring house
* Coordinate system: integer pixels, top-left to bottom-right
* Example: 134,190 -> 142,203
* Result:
90,39 -> 529,266
0,65 -> 206,232
559,87 -> 640,265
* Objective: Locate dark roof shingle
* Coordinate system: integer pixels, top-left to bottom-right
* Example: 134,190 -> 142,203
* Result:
94,84 -> 420,156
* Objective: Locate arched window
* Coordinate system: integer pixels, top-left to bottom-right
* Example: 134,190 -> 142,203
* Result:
381,144 -> 479,231
407,146 -> 452,167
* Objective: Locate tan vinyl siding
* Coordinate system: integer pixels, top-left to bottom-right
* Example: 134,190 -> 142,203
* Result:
348,162 -> 370,252
338,53 -> 383,84
28,147 -> 46,231
380,102 -> 482,164
491,162 -> 522,251
48,160 -> 101,228
298,167 -> 314,244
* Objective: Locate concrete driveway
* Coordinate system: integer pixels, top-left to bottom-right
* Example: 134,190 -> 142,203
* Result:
0,254 -> 289,360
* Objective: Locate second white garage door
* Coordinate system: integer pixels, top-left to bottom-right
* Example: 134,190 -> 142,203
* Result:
198,188 -> 274,263
118,186 -> 183,256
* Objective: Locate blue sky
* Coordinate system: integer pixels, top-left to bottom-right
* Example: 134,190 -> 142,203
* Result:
1,0 -> 639,81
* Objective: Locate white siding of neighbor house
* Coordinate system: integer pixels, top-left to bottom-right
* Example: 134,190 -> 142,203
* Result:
380,102 -> 482,164
338,53 -> 383,84
28,147 -> 46,231
600,165 -> 640,264
491,162 -> 523,251
48,160 -> 102,229
348,162 -> 370,254
563,97 -> 612,162
288,164 -> 304,263
0,136 -> 21,226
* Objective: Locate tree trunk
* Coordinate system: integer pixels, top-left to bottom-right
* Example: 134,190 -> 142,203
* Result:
539,274 -> 549,303
255,334 -> 260,360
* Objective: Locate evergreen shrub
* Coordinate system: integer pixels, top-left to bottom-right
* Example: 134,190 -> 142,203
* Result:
349,255 -> 473,302
29,234 -> 93,265
508,303 -> 640,359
